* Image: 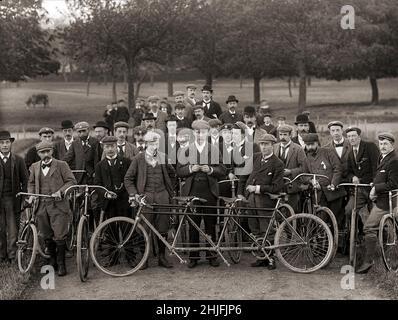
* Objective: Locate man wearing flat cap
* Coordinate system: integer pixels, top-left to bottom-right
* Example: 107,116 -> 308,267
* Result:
124,131 -> 176,269
208,118 -> 223,149
239,132 -> 284,269
192,103 -> 211,123
219,95 -> 243,125
357,132 -> 398,274
113,121 -> 136,161
0,131 -> 28,264
28,141 -> 76,276
174,90 -> 193,122
199,85 -> 222,119
63,121 -> 99,184
25,127 -> 59,171
55,120 -> 75,161
147,95 -> 167,132
177,120 -> 227,268
292,114 -> 311,148
242,106 -> 267,145
273,125 -> 307,212
302,133 -> 346,229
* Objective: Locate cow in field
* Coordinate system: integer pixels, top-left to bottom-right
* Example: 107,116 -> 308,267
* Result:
26,94 -> 49,108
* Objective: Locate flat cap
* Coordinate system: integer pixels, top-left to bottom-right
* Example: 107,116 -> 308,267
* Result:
147,95 -> 160,102
276,116 -> 286,121
263,113 -> 272,118
191,120 -> 210,130
93,121 -> 109,130
38,127 -> 55,135
243,106 -> 256,116
61,120 -> 74,129
327,121 -> 344,129
133,125 -> 147,135
302,133 -> 319,144
378,132 -> 395,143
186,84 -> 197,89
345,127 -> 361,135
74,121 -> 90,131
277,124 -> 293,133
100,136 -> 118,144
295,114 -> 309,125
173,91 -> 185,97
144,131 -> 161,143
174,103 -> 186,109
257,132 -> 277,144
302,110 -> 311,115
114,121 -> 130,129
193,103 -> 204,110
208,119 -> 222,128
36,141 -> 54,152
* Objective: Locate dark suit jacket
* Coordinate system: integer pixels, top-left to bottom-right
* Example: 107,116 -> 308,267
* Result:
373,151 -> 398,210
176,117 -> 192,129
124,151 -> 175,197
28,159 -> 76,213
63,136 -> 99,183
200,100 -> 223,119
54,139 -> 73,162
347,140 -> 379,184
94,156 -> 131,211
219,111 -> 243,124
324,138 -> 351,181
304,147 -> 346,201
239,153 -> 285,208
176,143 -> 226,198
0,153 -> 29,212
114,106 -> 130,123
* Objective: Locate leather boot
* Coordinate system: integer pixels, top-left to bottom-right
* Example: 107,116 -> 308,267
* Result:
46,240 -> 58,271
56,241 -> 67,276
356,236 -> 377,274
158,236 -> 173,268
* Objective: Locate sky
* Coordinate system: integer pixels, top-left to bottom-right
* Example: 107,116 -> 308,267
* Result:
42,0 -> 69,19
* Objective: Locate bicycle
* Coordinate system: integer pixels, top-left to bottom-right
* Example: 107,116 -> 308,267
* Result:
378,189 -> 398,272
16,192 -> 55,273
285,173 -> 339,262
89,194 -> 334,276
337,183 -> 372,268
64,184 -> 116,282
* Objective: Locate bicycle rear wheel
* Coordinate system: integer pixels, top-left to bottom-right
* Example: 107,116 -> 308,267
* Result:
379,214 -> 398,272
225,216 -> 243,264
76,215 -> 90,282
314,207 -> 338,263
275,204 -> 295,228
90,217 -> 150,277
17,224 -> 38,273
274,213 -> 333,273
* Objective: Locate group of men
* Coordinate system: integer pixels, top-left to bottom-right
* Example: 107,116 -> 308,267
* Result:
0,83 -> 397,276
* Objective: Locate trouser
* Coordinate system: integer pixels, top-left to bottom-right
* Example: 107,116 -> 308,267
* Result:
36,201 -> 69,242
0,197 -> 19,260
319,193 -> 345,230
286,193 -> 300,213
345,189 -> 371,229
363,204 -> 388,242
247,194 -> 274,238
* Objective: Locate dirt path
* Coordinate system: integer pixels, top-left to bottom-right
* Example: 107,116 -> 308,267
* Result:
24,254 -> 389,300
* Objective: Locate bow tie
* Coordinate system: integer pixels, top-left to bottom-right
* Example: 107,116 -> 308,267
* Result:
335,143 -> 344,148
41,162 -> 51,169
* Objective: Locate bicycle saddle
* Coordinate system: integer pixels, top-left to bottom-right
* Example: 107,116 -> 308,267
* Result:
266,193 -> 287,200
173,196 -> 207,203
218,196 -> 249,204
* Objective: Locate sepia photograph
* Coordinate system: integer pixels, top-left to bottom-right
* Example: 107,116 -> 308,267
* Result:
0,0 -> 398,308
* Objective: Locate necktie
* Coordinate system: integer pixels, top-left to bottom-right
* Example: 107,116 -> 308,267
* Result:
280,146 -> 287,163
41,162 -> 51,169
108,158 -> 116,166
3,157 -> 8,163
118,145 -> 125,157
353,148 -> 358,162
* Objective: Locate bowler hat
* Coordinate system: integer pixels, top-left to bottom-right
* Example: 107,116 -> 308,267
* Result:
142,113 -> 157,121
226,95 -> 239,104
61,120 -> 74,130
0,130 -> 15,142
93,121 -> 109,130
201,85 -> 213,93
243,106 -> 256,116
295,114 -> 309,125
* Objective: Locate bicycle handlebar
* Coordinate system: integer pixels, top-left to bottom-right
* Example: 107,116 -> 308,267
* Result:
337,183 -> 372,189
16,192 -> 55,199
71,170 -> 87,173
218,179 -> 240,184
284,173 -> 331,185
64,185 -> 116,198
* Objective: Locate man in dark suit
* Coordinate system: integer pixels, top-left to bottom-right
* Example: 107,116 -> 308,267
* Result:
55,120 -> 75,161
357,132 -> 398,274
0,131 -> 29,263
124,131 -> 175,269
28,141 -> 77,276
219,95 -> 243,124
113,121 -> 136,161
345,127 -> 380,229
273,125 -> 307,212
199,85 -> 222,119
132,125 -> 147,155
239,132 -> 284,269
115,99 -> 130,123
242,106 -> 268,145
261,113 -> 275,135
292,114 -> 311,148
92,121 -> 109,162
302,110 -> 317,133
208,119 -> 223,149
63,122 -> 99,184
192,103 -> 211,123
176,120 -> 227,268
25,127 -> 59,170
174,103 -> 192,129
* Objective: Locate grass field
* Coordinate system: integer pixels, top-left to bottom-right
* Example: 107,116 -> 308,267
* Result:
0,78 -> 397,138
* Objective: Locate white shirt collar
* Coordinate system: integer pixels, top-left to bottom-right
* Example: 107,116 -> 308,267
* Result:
176,115 -> 184,120
261,153 -> 273,161
195,141 -> 206,153
106,155 -> 117,160
229,110 -> 236,115
333,138 -> 345,145
0,152 -> 10,159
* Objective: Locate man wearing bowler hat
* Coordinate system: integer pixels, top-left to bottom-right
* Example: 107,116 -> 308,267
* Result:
219,95 -> 243,124
0,131 -> 28,263
147,95 -> 167,132
292,114 -> 311,148
142,112 -> 157,132
302,110 -> 317,133
28,141 -> 76,276
357,132 -> 398,274
199,85 -> 222,119
55,120 -> 75,161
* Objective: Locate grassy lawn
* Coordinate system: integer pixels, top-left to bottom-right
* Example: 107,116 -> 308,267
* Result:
0,261 -> 30,300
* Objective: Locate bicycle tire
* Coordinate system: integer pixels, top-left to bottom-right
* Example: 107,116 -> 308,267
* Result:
17,224 -> 38,273
76,215 -> 90,282
66,213 -> 75,252
379,214 -> 398,272
275,203 -> 295,228
274,213 -> 334,273
90,217 -> 150,277
225,217 -> 243,264
314,207 -> 338,263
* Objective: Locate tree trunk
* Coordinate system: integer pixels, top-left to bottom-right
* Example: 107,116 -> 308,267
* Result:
62,64 -> 68,82
288,77 -> 292,97
104,74 -> 108,86
86,72 -> 91,96
126,57 -> 135,114
112,76 -> 117,103
123,70 -> 127,90
166,54 -> 174,97
253,76 -> 261,104
370,77 -> 379,105
293,76 -> 297,87
298,61 -> 307,113
206,73 -> 213,87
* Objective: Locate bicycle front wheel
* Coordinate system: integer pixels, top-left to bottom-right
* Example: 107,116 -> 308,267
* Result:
274,213 -> 333,273
315,207 -> 338,262
76,215 -> 90,282
17,224 -> 38,273
225,217 -> 243,264
90,217 -> 150,277
379,214 -> 398,272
